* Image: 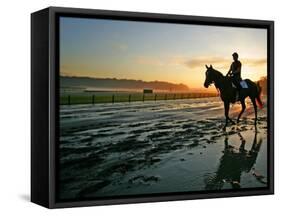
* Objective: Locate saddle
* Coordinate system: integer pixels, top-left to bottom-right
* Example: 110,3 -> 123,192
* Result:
231,80 -> 248,102
231,80 -> 248,89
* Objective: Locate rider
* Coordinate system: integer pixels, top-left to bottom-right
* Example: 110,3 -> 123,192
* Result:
226,52 -> 242,93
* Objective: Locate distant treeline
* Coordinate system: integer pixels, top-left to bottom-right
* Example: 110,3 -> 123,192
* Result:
60,76 -> 189,92
258,76 -> 267,95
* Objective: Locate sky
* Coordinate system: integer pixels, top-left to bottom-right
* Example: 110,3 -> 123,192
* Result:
60,17 -> 267,88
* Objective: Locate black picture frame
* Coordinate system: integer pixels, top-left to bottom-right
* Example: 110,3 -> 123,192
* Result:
31,6 -> 274,209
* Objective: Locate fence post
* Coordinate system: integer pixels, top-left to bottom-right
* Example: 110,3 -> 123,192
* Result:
68,95 -> 70,105
112,95 -> 115,104
165,94 -> 167,100
143,94 -> 145,102
129,94 -> 131,103
174,94 -> 176,100
92,95 -> 95,104
155,94 -> 157,101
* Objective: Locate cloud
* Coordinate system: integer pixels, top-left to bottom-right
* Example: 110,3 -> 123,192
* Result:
243,58 -> 267,67
183,56 -> 266,69
135,56 -> 165,66
112,43 -> 128,51
135,55 -> 266,71
184,56 -> 228,69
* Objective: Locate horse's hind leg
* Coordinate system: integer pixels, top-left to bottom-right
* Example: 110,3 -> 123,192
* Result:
237,99 -> 246,123
250,97 -> 258,125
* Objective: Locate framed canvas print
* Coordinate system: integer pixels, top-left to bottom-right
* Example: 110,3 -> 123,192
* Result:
31,7 -> 274,208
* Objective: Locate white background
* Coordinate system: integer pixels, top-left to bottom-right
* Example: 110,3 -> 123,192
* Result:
0,0 -> 279,214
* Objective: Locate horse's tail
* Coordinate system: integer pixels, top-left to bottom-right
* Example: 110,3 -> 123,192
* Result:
256,81 -> 263,109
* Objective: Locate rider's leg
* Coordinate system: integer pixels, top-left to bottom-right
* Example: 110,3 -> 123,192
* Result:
233,77 -> 241,90
233,77 -> 241,99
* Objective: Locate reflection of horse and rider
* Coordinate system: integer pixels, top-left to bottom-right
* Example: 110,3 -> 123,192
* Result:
204,132 -> 266,190
204,52 -> 263,129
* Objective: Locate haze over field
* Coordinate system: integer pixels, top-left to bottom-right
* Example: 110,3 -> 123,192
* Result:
60,17 -> 267,88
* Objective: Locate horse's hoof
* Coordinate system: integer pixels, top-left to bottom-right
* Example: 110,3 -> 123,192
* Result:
228,118 -> 235,125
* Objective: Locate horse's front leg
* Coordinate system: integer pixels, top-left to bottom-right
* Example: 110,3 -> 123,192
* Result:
224,101 -> 235,129
237,99 -> 246,123
224,101 -> 230,130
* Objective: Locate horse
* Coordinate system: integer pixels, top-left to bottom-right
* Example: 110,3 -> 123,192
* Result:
203,65 -> 263,129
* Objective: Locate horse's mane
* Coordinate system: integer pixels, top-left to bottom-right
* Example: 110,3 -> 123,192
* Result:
211,68 -> 225,78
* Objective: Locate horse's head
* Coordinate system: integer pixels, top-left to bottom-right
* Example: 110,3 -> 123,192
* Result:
204,65 -> 215,88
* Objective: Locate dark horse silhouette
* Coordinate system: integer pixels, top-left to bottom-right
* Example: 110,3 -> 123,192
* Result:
205,131 -> 264,190
203,65 -> 263,129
